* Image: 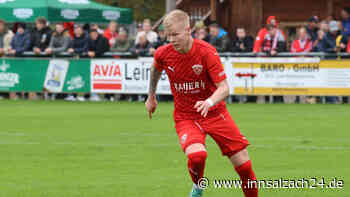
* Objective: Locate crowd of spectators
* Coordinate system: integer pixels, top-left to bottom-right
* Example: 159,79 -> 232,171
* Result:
0,8 -> 350,58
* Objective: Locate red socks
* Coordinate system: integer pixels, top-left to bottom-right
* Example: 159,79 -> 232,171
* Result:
235,160 -> 258,197
187,151 -> 207,185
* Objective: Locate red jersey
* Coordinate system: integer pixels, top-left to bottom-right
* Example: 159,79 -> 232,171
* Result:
154,39 -> 227,121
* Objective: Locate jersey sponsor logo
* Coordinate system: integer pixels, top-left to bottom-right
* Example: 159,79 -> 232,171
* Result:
192,64 -> 203,75
173,80 -> 205,94
168,66 -> 175,73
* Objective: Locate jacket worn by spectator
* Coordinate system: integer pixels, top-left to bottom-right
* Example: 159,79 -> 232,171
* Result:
31,26 -> 52,51
306,26 -> 318,42
70,32 -> 89,54
153,36 -> 169,49
49,31 -> 71,53
131,40 -> 152,56
313,34 -> 336,53
111,39 -> 133,53
0,29 -> 14,52
231,36 -> 254,52
261,29 -> 287,53
135,31 -> 158,44
209,34 -> 230,52
11,30 -> 31,55
291,38 -> 313,52
103,28 -> 118,46
88,34 -> 110,57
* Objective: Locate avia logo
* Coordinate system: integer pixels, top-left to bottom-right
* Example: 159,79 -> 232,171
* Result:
58,0 -> 89,4
0,60 -> 10,72
0,0 -> 15,3
93,63 -> 121,77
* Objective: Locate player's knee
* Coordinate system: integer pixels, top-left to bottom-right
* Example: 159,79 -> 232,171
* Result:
185,143 -> 206,155
187,151 -> 207,166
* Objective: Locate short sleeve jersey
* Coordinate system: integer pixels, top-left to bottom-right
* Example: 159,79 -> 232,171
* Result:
154,39 -> 227,121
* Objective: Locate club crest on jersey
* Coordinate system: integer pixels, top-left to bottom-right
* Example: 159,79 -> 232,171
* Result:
192,64 -> 203,75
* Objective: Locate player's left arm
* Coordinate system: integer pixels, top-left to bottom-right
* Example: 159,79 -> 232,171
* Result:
195,51 -> 229,117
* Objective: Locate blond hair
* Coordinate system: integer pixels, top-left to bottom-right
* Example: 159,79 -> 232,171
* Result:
163,9 -> 190,29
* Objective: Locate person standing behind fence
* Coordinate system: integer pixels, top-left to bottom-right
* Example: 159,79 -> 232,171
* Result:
8,23 -> 31,56
290,27 -> 313,104
87,29 -> 110,58
131,31 -> 153,56
135,19 -> 158,45
45,23 -> 71,56
208,23 -> 230,52
306,16 -> 319,42
231,27 -> 253,53
260,24 -> 287,56
0,20 -> 14,57
103,21 -> 118,47
67,25 -> 89,56
31,17 -> 52,55
110,29 -> 132,53
253,16 -> 286,53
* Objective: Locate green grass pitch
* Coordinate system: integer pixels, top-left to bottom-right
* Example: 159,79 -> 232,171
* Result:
0,100 -> 349,197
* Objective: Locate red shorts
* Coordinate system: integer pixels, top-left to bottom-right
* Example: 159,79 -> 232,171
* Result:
175,109 -> 249,157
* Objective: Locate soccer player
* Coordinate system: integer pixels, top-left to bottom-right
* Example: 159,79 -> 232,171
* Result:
145,10 -> 258,197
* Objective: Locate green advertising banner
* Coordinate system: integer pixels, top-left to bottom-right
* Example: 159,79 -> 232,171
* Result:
0,58 -> 90,93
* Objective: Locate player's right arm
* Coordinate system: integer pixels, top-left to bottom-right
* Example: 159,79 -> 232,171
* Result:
145,49 -> 164,119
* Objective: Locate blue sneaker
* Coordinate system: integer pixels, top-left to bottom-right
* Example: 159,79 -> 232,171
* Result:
189,184 -> 203,197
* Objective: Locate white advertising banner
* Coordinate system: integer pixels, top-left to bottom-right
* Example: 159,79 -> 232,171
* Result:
91,58 -> 170,94
227,58 -> 350,95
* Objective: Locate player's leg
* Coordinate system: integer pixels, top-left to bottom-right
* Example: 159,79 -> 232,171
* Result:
228,149 -> 258,197
202,110 -> 258,197
175,120 -> 207,197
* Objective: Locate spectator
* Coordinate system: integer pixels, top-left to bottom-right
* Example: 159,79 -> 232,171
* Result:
208,23 -> 230,52
194,26 -> 210,42
67,25 -> 89,55
335,22 -> 348,52
288,27 -> 313,104
329,21 -> 341,40
45,23 -> 71,55
64,22 -> 75,39
306,16 -> 319,42
87,29 -> 110,58
0,20 -> 14,56
135,19 -> 158,44
260,24 -> 287,56
341,8 -> 350,38
231,27 -> 253,52
291,27 -> 313,53
153,25 -> 169,49
253,16 -> 286,53
131,31 -> 153,56
90,23 -> 104,34
103,21 -> 118,47
110,30 -> 132,52
8,23 -> 31,56
31,17 -> 52,55
312,30 -> 336,53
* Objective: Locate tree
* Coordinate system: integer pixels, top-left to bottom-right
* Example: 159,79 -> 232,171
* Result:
95,0 -> 166,22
